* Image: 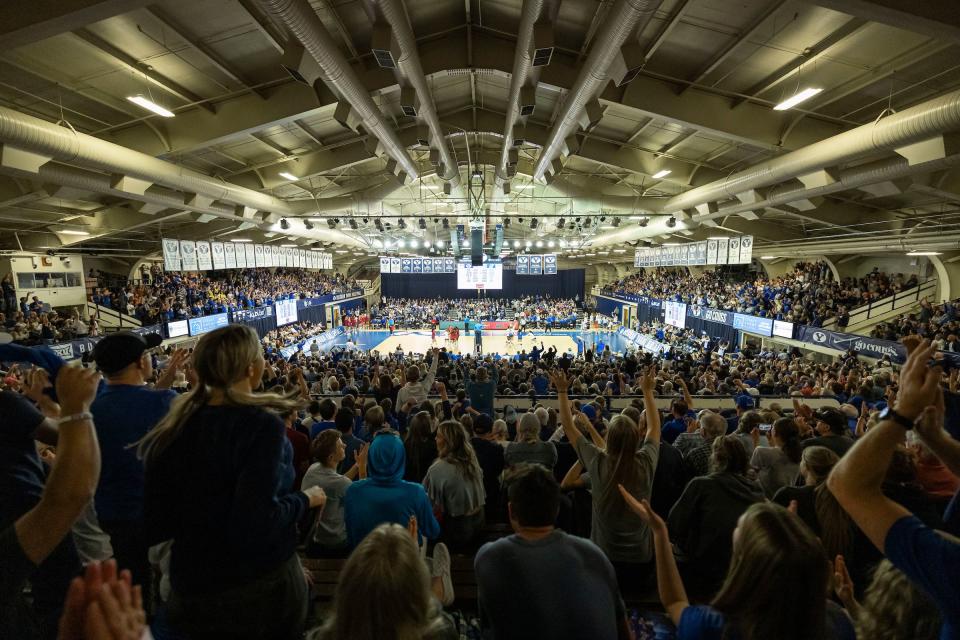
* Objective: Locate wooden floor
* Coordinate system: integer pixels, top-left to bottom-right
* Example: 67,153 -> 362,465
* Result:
364,329 -> 580,357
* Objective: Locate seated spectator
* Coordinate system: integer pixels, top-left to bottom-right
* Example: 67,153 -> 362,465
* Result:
344,432 -> 439,549
750,417 -> 802,498
668,435 -> 765,595
505,412 -> 558,471
683,411 -> 728,478
141,324 -> 327,639
619,494 -> 855,640
302,431 -> 368,558
475,464 -> 628,640
308,523 -> 457,640
423,421 -> 486,551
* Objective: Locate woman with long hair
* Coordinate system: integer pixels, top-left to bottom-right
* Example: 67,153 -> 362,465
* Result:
404,411 -> 438,483
141,324 -> 326,639
620,496 -> 854,640
423,420 -> 486,551
550,366 -> 661,583
750,417 -> 802,498
773,445 -> 840,532
505,412 -> 557,470
309,524 -> 456,640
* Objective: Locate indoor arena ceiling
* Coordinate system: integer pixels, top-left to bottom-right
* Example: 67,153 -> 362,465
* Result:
1,0 -> 960,270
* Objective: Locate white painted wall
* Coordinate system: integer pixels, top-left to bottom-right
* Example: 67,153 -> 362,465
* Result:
7,254 -> 87,308
837,255 -> 931,281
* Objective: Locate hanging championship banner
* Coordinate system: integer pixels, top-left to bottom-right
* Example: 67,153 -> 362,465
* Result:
422,257 -> 433,273
544,254 -> 558,274
180,240 -> 198,270
412,258 -> 423,273
716,238 -> 729,265
224,242 -> 237,269
516,255 -> 529,275
380,257 -> 391,273
195,241 -> 212,270
529,255 -> 543,274
235,243 -> 247,268
162,238 -> 181,271
211,242 -> 226,269
739,235 -> 753,264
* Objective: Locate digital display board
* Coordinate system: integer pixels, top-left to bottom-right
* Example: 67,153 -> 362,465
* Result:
733,313 -> 773,337
167,320 -> 189,338
188,313 -> 229,336
275,298 -> 298,326
457,258 -> 503,290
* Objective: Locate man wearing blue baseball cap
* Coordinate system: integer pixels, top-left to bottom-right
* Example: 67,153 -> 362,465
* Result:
727,394 -> 755,433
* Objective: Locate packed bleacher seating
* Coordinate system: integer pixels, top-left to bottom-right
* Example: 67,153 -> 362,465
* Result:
871,296 -> 960,345
1,313 -> 958,640
370,296 -> 581,329
2,275 -> 97,344
88,267 -> 359,324
607,263 -> 916,326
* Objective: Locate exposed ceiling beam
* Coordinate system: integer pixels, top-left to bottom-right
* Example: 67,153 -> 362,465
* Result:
143,5 -> 268,99
235,0 -> 285,54
801,0 -> 960,44
732,18 -> 870,108
643,0 -> 694,61
0,0 -> 153,49
71,28 -> 216,114
682,0 -> 794,92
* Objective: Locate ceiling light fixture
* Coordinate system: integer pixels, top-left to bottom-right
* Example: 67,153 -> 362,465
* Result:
230,238 -> 252,242
651,169 -> 671,179
280,219 -> 289,230
666,216 -> 677,228
536,240 -> 544,248
57,229 -> 91,236
513,240 -> 521,248
279,171 -> 299,181
349,219 -> 358,229
303,219 -> 314,230
773,87 -> 823,111
906,251 -> 942,256
760,255 -> 776,260
126,95 -> 175,118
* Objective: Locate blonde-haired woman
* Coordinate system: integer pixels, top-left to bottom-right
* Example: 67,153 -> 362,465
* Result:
423,420 -> 486,551
142,324 -> 326,639
309,523 -> 457,640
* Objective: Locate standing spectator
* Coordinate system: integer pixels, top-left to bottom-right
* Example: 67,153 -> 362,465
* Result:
423,421 -> 486,551
395,348 -> 438,409
505,412 -> 557,471
463,361 -> 498,418
803,408 -> 854,457
141,324 -> 327,640
552,366 -> 661,588
89,332 -> 185,606
750,417 -> 803,498
1,273 -> 15,315
470,414 -> 506,522
404,411 -> 439,483
475,464 -> 628,640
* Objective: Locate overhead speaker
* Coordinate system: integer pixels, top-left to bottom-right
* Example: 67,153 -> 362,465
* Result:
471,227 -> 483,266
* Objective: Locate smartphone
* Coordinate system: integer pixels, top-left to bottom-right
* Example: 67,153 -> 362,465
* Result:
759,424 -> 773,433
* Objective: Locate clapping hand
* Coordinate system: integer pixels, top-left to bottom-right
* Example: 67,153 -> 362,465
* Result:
56,366 -> 101,416
640,365 -> 657,395
894,339 -> 942,421
57,559 -> 145,640
833,555 -> 859,615
548,370 -> 572,394
22,367 -> 52,404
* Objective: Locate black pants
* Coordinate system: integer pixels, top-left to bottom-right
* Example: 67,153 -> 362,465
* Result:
100,519 -> 152,611
168,554 -> 307,640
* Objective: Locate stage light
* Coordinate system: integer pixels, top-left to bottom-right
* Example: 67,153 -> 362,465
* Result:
536,240 -> 544,248
548,240 -> 555,248
424,240 -> 431,248
442,218 -> 450,229
559,239 -> 567,248
513,240 -> 521,248
613,217 -> 621,227
639,218 -> 648,227
327,219 -> 337,229
503,218 -> 511,228
303,219 -> 314,230
349,219 -> 358,229
667,216 -> 677,228
398,218 -> 407,229
525,240 -> 532,248
437,239 -> 445,248
530,218 -> 538,229
418,218 -> 426,229
375,219 -> 384,232
557,218 -> 565,229
280,218 -> 289,230
397,239 -> 406,248
410,239 -> 419,248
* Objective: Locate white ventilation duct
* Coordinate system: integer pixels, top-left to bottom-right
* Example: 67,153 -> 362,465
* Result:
375,0 -> 464,197
531,0 -> 666,181
258,0 -> 419,181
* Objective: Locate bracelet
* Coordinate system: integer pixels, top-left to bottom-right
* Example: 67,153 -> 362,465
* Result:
58,411 -> 93,425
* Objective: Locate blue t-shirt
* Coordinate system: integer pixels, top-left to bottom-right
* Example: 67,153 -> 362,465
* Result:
91,384 -> 177,522
677,602 -> 854,640
885,515 -> 960,639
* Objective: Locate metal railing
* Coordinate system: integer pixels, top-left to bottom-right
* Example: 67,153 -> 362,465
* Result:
85,302 -> 141,331
832,279 -> 938,330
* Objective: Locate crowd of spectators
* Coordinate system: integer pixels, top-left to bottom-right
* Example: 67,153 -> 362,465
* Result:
370,296 -> 581,329
871,297 -> 960,346
89,267 -> 359,324
1,309 -> 958,639
607,263 -> 916,326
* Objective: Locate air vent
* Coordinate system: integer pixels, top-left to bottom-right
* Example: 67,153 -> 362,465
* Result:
531,22 -> 554,67
416,125 -> 430,147
519,86 -> 536,116
511,124 -> 525,147
609,43 -> 646,87
371,23 -> 399,69
400,87 -> 419,118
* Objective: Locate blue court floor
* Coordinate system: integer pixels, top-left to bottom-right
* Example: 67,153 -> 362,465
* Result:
320,329 -> 634,356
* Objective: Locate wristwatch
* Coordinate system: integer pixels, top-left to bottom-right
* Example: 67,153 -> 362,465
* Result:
878,406 -> 914,430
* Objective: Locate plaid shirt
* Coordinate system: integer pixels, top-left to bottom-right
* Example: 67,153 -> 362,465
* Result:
684,440 -> 715,477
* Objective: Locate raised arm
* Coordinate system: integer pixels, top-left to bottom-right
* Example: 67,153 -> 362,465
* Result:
422,348 -> 439,391
678,377 -> 694,410
827,340 -> 939,551
640,366 -> 661,445
914,387 -> 960,478
155,348 -> 189,390
15,366 -> 102,565
549,370 -> 580,446
560,460 -> 587,490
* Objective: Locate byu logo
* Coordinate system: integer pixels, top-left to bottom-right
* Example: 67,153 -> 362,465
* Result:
812,331 -> 827,343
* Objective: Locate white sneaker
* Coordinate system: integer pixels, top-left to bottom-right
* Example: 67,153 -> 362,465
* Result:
431,542 -> 455,606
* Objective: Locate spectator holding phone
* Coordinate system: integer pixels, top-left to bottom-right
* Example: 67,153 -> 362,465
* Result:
750,417 -> 802,498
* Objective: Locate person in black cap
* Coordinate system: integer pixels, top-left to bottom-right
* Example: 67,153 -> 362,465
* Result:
802,407 -> 854,458
89,331 -> 187,607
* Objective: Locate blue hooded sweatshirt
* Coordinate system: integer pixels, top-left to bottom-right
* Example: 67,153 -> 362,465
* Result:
343,434 -> 440,548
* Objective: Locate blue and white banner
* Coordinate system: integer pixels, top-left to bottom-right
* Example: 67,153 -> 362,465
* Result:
412,258 -> 423,273
162,238 -> 181,271
280,326 -> 345,359
516,255 -> 529,275
401,258 -> 412,273
529,255 -> 543,274
188,313 -> 229,336
796,326 -> 906,362
664,301 -> 687,329
196,241 -> 212,271
391,257 -> 401,273
422,258 -> 433,273
211,242 -> 226,269
688,305 -> 733,325
380,256 -> 391,273
233,306 -> 273,321
544,254 -> 558,274
224,242 -> 237,269
443,257 -> 455,273
180,240 -> 197,270
733,313 -> 773,337
619,327 -> 671,354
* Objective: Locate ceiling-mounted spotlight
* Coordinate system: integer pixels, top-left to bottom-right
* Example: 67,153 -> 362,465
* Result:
600,215 -> 606,222
280,218 -> 289,230
530,218 -> 538,229
327,219 -> 337,229
398,218 -> 407,229
575,217 -> 581,223
442,218 -> 449,229
557,218 -> 566,229
639,218 -> 649,228
303,219 -> 314,230
612,217 -> 621,227
518,217 -> 524,223
418,218 -> 426,229
349,219 -> 358,229
311,241 -> 321,249
503,218 -> 511,228
666,216 -> 677,228
375,219 -> 384,232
